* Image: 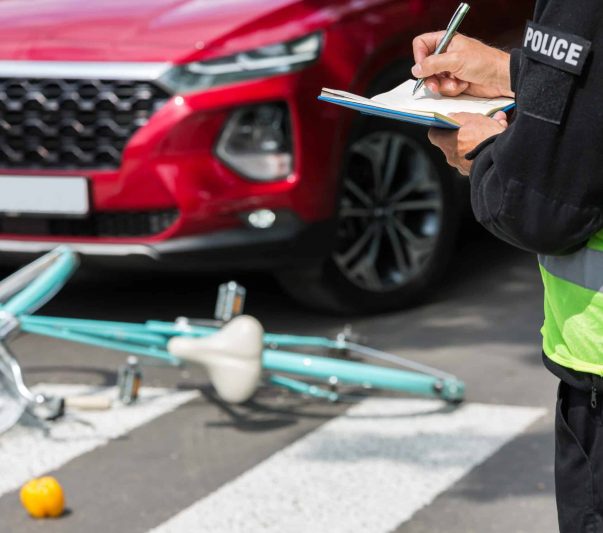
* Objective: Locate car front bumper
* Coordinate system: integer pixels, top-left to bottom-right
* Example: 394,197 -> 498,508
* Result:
0,64 -> 348,266
0,215 -> 336,271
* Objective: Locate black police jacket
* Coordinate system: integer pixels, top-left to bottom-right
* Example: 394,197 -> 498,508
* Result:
467,0 -> 603,256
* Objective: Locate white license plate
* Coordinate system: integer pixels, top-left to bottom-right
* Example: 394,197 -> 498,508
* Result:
0,176 -> 90,217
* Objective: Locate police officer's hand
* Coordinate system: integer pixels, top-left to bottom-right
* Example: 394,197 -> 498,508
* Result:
427,112 -> 508,175
412,32 -> 513,98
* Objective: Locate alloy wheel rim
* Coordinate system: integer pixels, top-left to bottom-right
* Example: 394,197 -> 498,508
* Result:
333,130 -> 443,293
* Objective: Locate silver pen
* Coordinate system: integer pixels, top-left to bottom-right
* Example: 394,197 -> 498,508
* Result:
413,3 -> 471,96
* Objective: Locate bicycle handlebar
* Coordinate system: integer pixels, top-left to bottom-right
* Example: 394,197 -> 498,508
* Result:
0,247 -> 78,317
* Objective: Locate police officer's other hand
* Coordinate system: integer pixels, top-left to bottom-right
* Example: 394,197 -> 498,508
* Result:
427,112 -> 508,175
412,32 -> 513,98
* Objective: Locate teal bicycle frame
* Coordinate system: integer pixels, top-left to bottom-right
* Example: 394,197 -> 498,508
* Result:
0,248 -> 465,418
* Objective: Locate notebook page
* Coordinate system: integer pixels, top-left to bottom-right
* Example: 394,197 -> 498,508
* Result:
321,89 -> 376,105
320,88 -> 434,118
371,80 -> 513,117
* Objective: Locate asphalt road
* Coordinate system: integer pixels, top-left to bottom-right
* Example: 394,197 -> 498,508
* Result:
0,227 -> 559,532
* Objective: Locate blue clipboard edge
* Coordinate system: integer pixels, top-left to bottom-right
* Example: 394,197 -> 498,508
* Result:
317,95 -> 457,129
499,103 -> 517,114
317,95 -> 517,130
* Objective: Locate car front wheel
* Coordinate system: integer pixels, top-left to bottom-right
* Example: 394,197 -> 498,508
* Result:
278,118 -> 461,314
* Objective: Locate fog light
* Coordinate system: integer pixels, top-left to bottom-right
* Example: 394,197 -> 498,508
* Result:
216,103 -> 293,181
247,209 -> 276,229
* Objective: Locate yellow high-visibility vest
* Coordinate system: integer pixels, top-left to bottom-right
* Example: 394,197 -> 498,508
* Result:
540,230 -> 603,374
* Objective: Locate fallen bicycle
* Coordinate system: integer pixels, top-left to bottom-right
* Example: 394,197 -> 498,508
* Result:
0,247 -> 465,433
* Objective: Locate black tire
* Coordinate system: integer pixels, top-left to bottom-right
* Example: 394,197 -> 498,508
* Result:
277,66 -> 462,314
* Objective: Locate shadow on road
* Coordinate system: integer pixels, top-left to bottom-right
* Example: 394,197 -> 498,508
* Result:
25,225 -> 540,336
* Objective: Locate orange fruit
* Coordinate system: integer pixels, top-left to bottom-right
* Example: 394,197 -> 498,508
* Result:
20,476 -> 65,518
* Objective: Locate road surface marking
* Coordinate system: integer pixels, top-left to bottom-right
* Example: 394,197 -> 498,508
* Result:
150,398 -> 545,533
0,384 -> 198,498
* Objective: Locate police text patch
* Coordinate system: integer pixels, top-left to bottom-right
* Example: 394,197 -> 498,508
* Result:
522,21 -> 591,75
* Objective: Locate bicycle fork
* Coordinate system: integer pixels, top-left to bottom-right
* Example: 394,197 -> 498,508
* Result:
0,313 -> 63,421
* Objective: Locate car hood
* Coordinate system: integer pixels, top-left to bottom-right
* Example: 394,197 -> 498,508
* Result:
0,0 -> 353,62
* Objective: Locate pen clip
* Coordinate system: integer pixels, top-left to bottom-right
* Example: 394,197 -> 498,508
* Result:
447,3 -> 468,30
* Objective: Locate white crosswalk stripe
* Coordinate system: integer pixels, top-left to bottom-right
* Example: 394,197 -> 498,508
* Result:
149,398 -> 545,533
0,386 -> 545,533
0,383 -> 199,499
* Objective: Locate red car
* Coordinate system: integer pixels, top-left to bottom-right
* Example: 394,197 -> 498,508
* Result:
0,0 -> 529,312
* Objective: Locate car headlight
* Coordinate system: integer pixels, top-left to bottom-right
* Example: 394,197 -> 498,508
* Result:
216,103 -> 292,182
159,32 -> 322,93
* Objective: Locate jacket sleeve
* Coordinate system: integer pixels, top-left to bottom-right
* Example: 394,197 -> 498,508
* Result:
467,48 -> 603,255
509,48 -> 522,92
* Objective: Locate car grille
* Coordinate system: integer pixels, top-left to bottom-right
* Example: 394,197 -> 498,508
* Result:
0,78 -> 170,170
0,209 -> 179,237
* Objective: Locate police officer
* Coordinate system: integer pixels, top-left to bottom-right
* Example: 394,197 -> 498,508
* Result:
412,0 -> 603,530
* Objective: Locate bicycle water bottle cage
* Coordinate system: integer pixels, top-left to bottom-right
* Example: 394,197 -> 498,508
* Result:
167,315 -> 263,404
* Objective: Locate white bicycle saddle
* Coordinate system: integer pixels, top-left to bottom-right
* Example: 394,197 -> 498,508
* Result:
167,315 -> 264,404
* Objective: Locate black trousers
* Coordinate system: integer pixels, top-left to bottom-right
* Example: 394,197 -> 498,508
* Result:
556,381 -> 603,532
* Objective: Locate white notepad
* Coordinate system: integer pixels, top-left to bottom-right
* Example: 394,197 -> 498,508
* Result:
319,80 -> 515,129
